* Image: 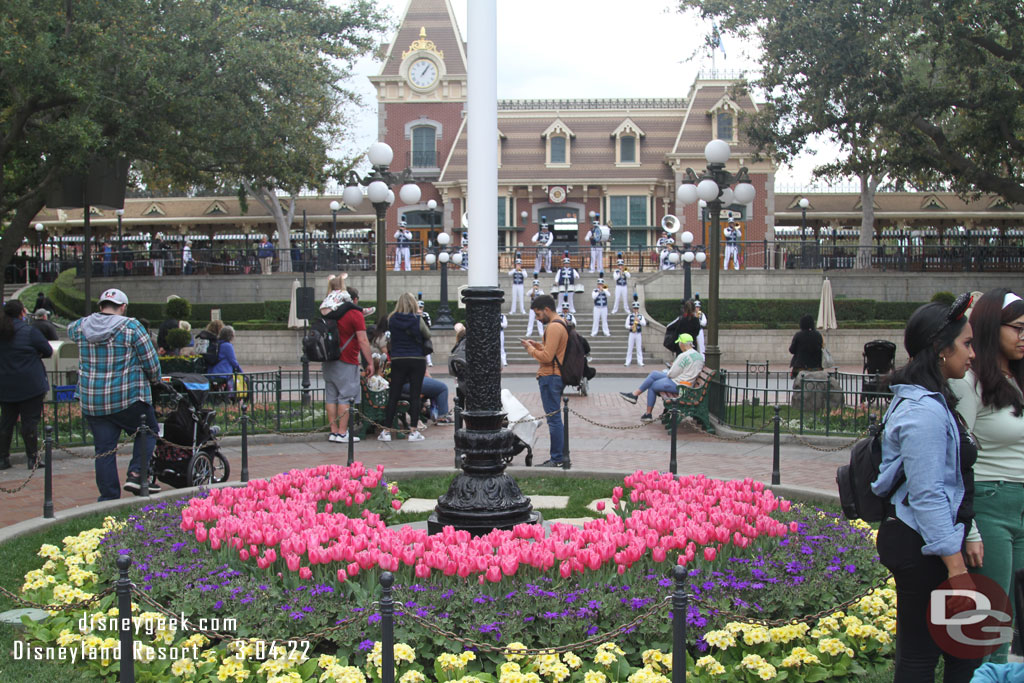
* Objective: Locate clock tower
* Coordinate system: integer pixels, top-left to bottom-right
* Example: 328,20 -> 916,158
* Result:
371,0 -> 467,235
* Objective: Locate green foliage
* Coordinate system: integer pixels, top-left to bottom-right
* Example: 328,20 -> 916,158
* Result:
164,327 -> 192,351
645,299 -> 923,327
931,291 -> 955,305
164,296 -> 192,320
681,0 -> 1024,204
49,268 -> 92,318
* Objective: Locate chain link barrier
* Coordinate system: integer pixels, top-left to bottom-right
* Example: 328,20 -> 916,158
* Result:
677,416 -> 776,442
568,408 -> 662,431
779,421 -> 869,453
0,583 -> 116,612
0,456 -> 42,494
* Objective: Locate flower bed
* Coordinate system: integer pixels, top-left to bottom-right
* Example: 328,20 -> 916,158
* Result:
16,465 -> 894,681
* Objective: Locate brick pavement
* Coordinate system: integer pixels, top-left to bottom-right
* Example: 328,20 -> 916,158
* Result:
0,391 -> 848,528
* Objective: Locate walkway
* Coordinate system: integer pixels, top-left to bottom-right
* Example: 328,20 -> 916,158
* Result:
0,386 -> 848,529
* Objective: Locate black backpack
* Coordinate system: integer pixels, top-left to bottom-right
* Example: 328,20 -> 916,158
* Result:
303,317 -> 343,362
551,319 -> 591,387
201,339 -> 220,369
836,399 -> 905,522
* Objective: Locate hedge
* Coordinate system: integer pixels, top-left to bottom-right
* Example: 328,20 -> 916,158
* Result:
644,299 -> 925,328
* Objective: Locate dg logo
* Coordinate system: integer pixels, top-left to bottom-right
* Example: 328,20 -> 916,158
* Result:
927,573 -> 1013,658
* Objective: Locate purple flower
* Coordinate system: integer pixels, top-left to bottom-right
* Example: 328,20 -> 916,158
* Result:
214,600 -> 223,609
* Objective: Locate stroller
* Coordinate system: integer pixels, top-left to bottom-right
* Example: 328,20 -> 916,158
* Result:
151,373 -> 230,488
861,340 -> 896,405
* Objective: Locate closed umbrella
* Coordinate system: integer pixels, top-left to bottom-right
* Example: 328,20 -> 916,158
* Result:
287,279 -> 302,329
817,277 -> 837,367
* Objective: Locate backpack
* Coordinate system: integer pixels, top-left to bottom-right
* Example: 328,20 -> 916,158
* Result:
836,399 -> 905,522
304,317 -> 345,362
550,319 -> 590,387
197,337 -> 220,370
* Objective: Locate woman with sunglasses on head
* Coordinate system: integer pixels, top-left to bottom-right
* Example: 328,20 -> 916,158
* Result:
949,289 -> 1024,665
873,293 -> 982,681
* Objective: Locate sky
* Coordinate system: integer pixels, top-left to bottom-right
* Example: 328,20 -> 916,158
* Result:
339,0 -> 833,188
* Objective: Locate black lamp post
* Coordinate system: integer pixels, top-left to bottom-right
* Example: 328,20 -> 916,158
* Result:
34,223 -> 45,280
329,200 -> 340,271
300,210 -> 312,407
424,200 -> 456,330
342,142 -> 420,318
115,208 -> 124,266
676,140 -> 757,372
669,230 -> 705,302
698,199 -> 707,252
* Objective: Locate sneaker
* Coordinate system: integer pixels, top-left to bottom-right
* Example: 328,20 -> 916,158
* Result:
338,432 -> 360,443
639,363 -> 645,367
619,392 -> 638,405
377,432 -> 392,442
537,459 -> 564,468
328,433 -> 341,443
624,362 -> 630,367
640,413 -> 654,422
124,474 -> 161,495
407,431 -> 425,442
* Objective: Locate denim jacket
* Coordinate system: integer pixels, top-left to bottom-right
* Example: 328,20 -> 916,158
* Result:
871,383 -> 964,556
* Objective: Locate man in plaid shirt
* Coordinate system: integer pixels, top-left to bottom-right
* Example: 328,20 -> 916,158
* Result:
68,288 -> 162,500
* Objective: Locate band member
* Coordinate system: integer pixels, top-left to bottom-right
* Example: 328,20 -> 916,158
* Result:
724,222 -> 742,270
394,217 -> 413,271
585,215 -> 606,273
556,254 -> 580,313
460,231 -> 469,270
561,301 -> 576,328
694,295 -> 707,356
500,313 -> 508,366
625,299 -> 647,366
508,257 -> 527,314
417,295 -> 433,366
611,254 -> 630,313
591,274 -> 610,337
657,230 -> 676,271
526,276 -> 545,336
531,217 -> 554,273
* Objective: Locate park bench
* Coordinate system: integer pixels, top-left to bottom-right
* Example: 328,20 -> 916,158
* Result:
660,367 -> 717,434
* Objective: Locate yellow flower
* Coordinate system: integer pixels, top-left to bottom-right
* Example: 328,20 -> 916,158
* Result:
399,671 -> 426,683
395,643 -> 417,664
817,638 -> 855,658
172,659 -> 198,677
268,674 -> 303,683
780,647 -> 821,668
504,642 -> 528,661
703,630 -> 737,650
740,654 -> 777,680
741,625 -> 771,646
593,650 -> 617,667
695,656 -> 726,675
563,652 -> 582,670
584,671 -> 607,683
319,655 -> 339,670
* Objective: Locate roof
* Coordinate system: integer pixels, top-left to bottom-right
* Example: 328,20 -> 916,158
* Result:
377,0 -> 467,78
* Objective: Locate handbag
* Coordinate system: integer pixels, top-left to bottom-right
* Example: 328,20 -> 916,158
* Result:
233,373 -> 249,401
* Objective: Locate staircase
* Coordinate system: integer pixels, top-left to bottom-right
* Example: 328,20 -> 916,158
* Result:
3,283 -> 26,302
503,307 -> 649,366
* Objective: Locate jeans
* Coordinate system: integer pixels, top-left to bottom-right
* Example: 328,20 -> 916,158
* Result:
86,401 -> 159,502
0,392 -> 46,461
636,371 -> 679,409
971,481 -> 1024,663
537,375 -> 564,462
403,376 -> 450,418
877,518 -> 981,681
385,358 -> 426,430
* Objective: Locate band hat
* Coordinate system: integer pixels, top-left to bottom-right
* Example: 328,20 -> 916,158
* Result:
675,333 -> 694,345
99,288 -> 129,306
597,278 -> 604,284
532,279 -> 540,285
1004,293 -> 1023,309
631,301 -> 640,308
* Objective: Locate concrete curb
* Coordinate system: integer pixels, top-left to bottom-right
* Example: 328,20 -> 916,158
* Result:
1,467 -> 839,546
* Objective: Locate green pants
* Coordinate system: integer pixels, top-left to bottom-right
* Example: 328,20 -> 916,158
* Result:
971,480 -> 1024,663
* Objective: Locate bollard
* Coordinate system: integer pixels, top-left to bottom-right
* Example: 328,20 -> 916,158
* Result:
116,555 -> 136,683
275,367 -> 283,432
300,352 -> 311,409
453,404 -> 463,469
772,406 -> 781,486
347,406 -> 356,467
868,412 -> 878,436
562,396 -> 571,470
138,416 -> 150,498
43,426 -> 54,519
240,403 -> 250,483
669,404 -> 679,476
672,564 -> 688,683
379,572 -> 395,683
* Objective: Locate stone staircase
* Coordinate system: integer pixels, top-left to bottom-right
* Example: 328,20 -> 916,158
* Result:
503,307 -> 651,366
2,283 -> 26,302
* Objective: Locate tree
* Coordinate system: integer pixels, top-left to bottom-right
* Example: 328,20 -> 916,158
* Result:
0,0 -> 389,275
680,0 -> 1024,251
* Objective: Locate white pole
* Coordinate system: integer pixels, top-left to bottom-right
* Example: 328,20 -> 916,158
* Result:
466,0 -> 498,288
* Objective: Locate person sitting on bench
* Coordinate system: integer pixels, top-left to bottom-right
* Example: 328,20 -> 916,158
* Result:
618,333 -> 704,422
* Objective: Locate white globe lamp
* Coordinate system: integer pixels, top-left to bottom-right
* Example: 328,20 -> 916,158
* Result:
720,187 -> 735,207
427,199 -> 437,211
367,142 -> 393,167
704,139 -> 731,164
437,232 -> 451,247
451,252 -> 463,266
680,230 -> 694,245
668,251 -> 681,264
439,252 -> 450,264
676,183 -> 698,205
696,178 -> 721,202
734,182 -> 756,204
695,252 -> 707,264
386,190 -> 395,205
799,197 -> 810,209
425,253 -> 437,266
343,185 -> 364,207
366,181 -> 389,204
683,251 -> 695,263
399,184 -> 421,205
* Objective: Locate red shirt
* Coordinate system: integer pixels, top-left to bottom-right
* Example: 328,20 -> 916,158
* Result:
335,309 -> 365,365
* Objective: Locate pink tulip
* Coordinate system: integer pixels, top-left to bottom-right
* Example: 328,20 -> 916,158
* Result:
299,566 -> 312,580
703,547 -> 716,562
391,500 -> 402,511
596,501 -> 606,512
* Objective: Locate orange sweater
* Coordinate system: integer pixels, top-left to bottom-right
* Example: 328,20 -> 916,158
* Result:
528,317 -> 568,378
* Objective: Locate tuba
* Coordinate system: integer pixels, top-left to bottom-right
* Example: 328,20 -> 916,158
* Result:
461,212 -> 469,229
661,215 -> 681,234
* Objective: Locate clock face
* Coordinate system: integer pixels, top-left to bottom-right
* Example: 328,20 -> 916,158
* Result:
409,58 -> 439,89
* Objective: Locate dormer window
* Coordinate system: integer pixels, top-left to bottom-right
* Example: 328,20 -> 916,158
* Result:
542,119 -> 574,168
708,95 -> 741,143
611,118 -> 644,167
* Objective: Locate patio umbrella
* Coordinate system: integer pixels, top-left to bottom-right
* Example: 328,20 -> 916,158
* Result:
817,277 -> 837,367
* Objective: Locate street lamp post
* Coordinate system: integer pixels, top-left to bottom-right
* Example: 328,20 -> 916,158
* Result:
34,223 -> 45,281
329,200 -> 340,271
300,210 -> 312,407
698,199 -> 707,251
676,140 -> 757,372
343,142 -> 420,318
424,229 -> 457,330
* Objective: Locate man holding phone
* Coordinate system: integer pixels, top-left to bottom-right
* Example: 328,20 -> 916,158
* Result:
521,295 -> 567,468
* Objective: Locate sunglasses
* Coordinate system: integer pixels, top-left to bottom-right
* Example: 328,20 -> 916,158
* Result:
929,292 -> 973,343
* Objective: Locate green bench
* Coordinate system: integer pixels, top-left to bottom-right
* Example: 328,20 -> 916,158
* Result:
660,367 -> 716,434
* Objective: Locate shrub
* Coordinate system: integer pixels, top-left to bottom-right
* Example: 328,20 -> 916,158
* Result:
164,327 -> 192,352
645,299 -> 923,327
931,291 -> 955,305
165,296 -> 192,320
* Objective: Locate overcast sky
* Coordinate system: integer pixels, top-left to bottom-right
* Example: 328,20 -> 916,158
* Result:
339,0 -> 831,187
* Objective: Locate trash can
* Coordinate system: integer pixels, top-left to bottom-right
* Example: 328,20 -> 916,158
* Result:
41,341 -> 79,401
